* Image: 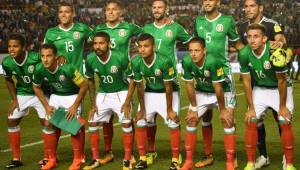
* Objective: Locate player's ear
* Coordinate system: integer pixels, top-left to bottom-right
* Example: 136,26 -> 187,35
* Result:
262,35 -> 267,43
259,5 -> 263,13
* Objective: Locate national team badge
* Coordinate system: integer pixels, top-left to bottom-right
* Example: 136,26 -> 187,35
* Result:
216,24 -> 224,32
59,75 -> 65,82
155,69 -> 161,76
73,31 -> 81,39
119,29 -> 127,37
111,66 -> 118,73
28,65 -> 34,73
264,61 -> 271,69
166,29 -> 173,38
204,70 -> 210,77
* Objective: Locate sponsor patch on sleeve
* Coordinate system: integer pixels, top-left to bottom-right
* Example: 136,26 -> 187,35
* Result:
274,24 -> 282,33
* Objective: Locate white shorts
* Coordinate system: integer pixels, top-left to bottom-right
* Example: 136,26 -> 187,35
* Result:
9,95 -> 46,119
253,86 -> 294,119
190,91 -> 236,118
89,91 -> 131,124
139,92 -> 180,127
49,94 -> 82,114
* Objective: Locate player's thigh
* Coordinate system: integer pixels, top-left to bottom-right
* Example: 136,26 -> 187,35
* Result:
143,92 -> 161,123
252,87 -> 270,119
195,92 -> 216,118
49,94 -> 82,112
111,91 -> 132,124
89,93 -> 113,123
32,96 -> 47,119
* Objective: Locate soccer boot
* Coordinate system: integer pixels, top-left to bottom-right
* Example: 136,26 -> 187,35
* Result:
180,160 -> 194,170
195,154 -> 213,168
99,151 -> 114,165
234,157 -> 238,169
134,159 -> 147,170
130,155 -> 137,166
254,155 -> 270,169
69,159 -> 83,170
123,160 -> 133,170
5,160 -> 23,169
38,158 -> 49,167
282,155 -> 287,170
286,165 -> 297,170
244,162 -> 255,170
169,160 -> 180,170
146,152 -> 158,165
83,160 -> 100,170
226,161 -> 235,170
41,159 -> 57,170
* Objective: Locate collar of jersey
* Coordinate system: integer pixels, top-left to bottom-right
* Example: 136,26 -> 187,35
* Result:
195,55 -> 206,70
48,62 -> 59,74
205,12 -> 222,22
13,51 -> 28,66
153,22 -> 166,29
251,43 -> 266,59
97,50 -> 112,64
143,53 -> 157,68
248,16 -> 266,25
59,23 -> 74,32
106,22 -> 120,29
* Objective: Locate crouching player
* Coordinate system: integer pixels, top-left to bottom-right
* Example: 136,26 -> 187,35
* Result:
181,37 -> 237,170
127,33 -> 181,170
240,24 -> 296,170
32,44 -> 88,170
83,32 -> 134,170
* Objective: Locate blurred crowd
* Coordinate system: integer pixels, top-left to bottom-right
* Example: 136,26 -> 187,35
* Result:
0,0 -> 299,52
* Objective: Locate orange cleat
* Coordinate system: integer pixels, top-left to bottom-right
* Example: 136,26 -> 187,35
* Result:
69,159 -> 83,170
41,159 -> 56,170
180,161 -> 194,170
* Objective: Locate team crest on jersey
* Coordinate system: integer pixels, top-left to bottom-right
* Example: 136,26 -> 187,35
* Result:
166,29 -> 173,38
28,65 -> 34,73
73,31 -> 81,39
216,24 -> 224,32
119,29 -> 127,37
264,61 -> 272,69
155,69 -> 161,76
59,75 -> 66,82
111,66 -> 118,73
204,70 -> 210,77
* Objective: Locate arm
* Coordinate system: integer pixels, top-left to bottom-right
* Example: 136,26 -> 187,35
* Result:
185,80 -> 197,107
213,82 -> 226,111
164,80 -> 178,122
121,79 -> 136,118
276,72 -> 291,121
135,81 -> 146,121
234,39 -> 245,51
241,73 -> 257,123
5,77 -> 19,115
88,77 -> 96,108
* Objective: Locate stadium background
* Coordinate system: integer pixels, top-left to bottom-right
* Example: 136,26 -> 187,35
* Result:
0,0 -> 300,170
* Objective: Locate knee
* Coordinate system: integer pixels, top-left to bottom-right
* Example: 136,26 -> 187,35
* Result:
8,119 -> 19,127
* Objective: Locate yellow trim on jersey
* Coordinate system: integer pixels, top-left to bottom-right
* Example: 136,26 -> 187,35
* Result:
73,70 -> 85,86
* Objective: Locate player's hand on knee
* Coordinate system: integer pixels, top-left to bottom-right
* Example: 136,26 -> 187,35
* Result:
185,110 -> 198,124
244,109 -> 257,124
66,104 -> 78,121
88,106 -> 98,121
135,110 -> 146,122
167,110 -> 179,123
279,106 -> 292,122
8,100 -> 19,116
45,105 -> 55,118
121,102 -> 131,119
220,108 -> 233,127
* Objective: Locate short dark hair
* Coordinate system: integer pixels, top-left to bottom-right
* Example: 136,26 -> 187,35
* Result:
247,23 -> 266,35
137,33 -> 155,45
152,0 -> 168,6
106,0 -> 123,9
246,0 -> 263,5
58,1 -> 74,12
188,37 -> 206,48
8,34 -> 26,47
94,32 -> 110,43
40,44 -> 57,55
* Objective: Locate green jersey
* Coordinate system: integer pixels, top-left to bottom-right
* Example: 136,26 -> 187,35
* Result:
182,54 -> 232,93
131,53 -> 179,93
239,42 -> 291,88
2,51 -> 40,95
194,14 -> 239,70
33,63 -> 85,96
85,50 -> 129,93
92,22 -> 142,60
44,23 -> 92,73
143,22 -> 191,66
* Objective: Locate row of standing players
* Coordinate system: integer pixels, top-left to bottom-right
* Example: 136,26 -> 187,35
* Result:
1,0 -> 295,170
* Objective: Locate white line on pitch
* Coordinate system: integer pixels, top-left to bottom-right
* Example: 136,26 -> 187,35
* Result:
1,92 -> 245,153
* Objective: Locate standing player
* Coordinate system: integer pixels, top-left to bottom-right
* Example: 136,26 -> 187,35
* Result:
193,0 -> 243,167
129,33 -> 181,170
82,32 -> 134,170
180,37 -> 237,170
2,34 -> 48,169
43,1 -> 92,164
143,0 -> 191,163
239,24 -> 296,170
91,0 -> 142,164
33,44 -> 88,170
239,0 -> 287,168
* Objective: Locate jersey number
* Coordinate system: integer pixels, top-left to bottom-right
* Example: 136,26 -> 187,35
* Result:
21,76 -> 31,83
101,75 -> 114,83
206,33 -> 212,43
255,70 -> 266,79
157,39 -> 162,50
65,41 -> 74,52
146,77 -> 156,84
110,38 -> 116,48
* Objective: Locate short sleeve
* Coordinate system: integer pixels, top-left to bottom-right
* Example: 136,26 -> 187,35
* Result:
67,65 -> 85,86
2,62 -> 12,78
33,67 -> 42,86
84,58 -> 94,78
131,59 -> 142,82
181,57 -> 193,81
228,17 -> 240,41
210,60 -> 226,83
176,23 -> 192,44
130,23 -> 143,37
238,48 -> 250,74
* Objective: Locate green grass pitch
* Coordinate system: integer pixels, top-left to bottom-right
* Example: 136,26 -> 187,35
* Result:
0,74 -> 299,170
